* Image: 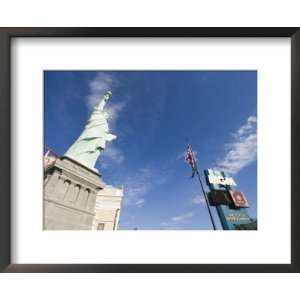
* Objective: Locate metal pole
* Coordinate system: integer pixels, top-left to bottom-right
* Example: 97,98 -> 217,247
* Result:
195,169 -> 217,230
189,145 -> 217,231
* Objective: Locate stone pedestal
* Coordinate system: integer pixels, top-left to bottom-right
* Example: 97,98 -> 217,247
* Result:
44,156 -> 105,230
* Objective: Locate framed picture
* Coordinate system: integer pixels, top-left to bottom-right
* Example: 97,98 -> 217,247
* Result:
0,28 -> 299,272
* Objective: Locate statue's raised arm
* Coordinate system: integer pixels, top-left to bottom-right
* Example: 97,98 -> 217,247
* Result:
65,90 -> 117,172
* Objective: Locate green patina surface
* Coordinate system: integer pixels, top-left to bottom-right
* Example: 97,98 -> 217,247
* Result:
65,91 -> 117,172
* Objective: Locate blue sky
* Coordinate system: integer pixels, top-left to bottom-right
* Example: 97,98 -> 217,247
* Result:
44,71 -> 257,230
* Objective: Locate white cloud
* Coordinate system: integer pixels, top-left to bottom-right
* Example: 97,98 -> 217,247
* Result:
106,101 -> 126,127
86,72 -> 114,108
233,115 -> 257,139
160,211 -> 195,228
135,199 -> 145,208
171,212 -> 195,222
99,143 -> 124,168
191,195 -> 205,205
122,166 -> 169,209
216,116 -> 257,174
122,167 -> 152,208
160,222 -> 171,226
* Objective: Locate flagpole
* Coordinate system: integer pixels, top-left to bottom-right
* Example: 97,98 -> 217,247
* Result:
189,145 -> 217,231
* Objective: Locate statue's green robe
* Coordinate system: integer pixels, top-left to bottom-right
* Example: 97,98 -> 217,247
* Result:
65,92 -> 116,171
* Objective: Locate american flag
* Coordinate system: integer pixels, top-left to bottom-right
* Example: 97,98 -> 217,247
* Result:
185,146 -> 197,177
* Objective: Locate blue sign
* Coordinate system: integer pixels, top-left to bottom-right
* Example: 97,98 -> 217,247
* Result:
204,169 -> 252,230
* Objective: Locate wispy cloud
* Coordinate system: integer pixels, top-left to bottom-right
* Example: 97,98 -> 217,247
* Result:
160,222 -> 170,226
191,195 -> 205,205
135,199 -> 145,208
99,143 -> 125,168
171,212 -> 195,222
123,167 -> 153,208
216,116 -> 257,174
121,166 -> 169,208
106,101 -> 126,128
160,211 -> 195,227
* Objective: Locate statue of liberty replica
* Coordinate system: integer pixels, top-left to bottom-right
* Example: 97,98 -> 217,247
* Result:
44,91 -> 118,230
65,91 -> 116,172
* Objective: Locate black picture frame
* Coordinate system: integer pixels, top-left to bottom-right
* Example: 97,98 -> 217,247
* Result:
0,27 -> 299,273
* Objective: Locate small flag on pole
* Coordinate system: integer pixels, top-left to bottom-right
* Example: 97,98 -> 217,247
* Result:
185,146 -> 197,177
184,144 -> 217,230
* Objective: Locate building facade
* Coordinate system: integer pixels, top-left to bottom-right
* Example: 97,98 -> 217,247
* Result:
44,148 -> 123,230
92,185 -> 123,230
